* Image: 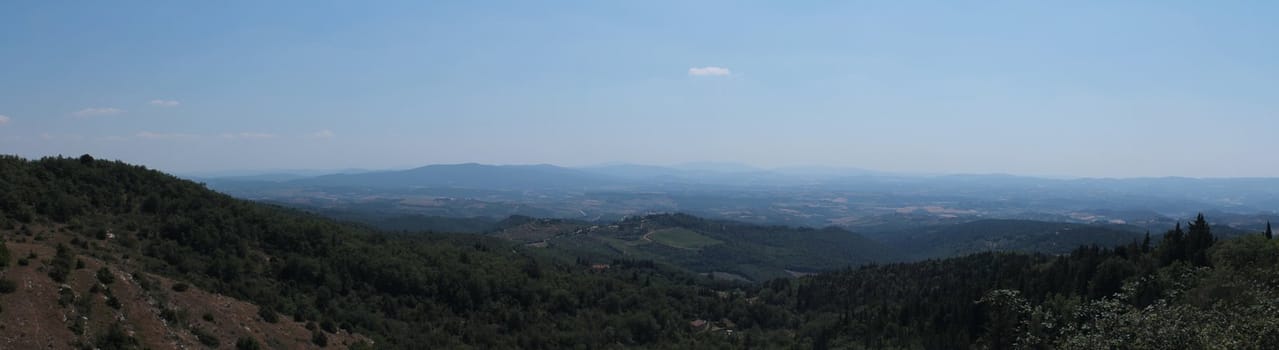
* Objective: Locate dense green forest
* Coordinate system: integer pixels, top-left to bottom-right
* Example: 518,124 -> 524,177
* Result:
3,155 -> 1279,348
868,219 -> 1145,260
0,155 -> 760,348
489,213 -> 899,281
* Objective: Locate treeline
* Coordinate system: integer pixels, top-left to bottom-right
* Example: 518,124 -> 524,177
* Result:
753,214 -> 1279,349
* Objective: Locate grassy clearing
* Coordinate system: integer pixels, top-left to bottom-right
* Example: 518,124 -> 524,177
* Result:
595,236 -> 642,255
648,228 -> 723,249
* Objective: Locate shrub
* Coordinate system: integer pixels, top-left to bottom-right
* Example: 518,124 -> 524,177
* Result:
106,295 -> 122,309
0,241 -> 10,267
321,319 -> 337,334
192,327 -> 220,347
97,267 -> 115,285
95,323 -> 141,349
235,337 -> 262,350
258,307 -> 279,323
311,330 -> 328,347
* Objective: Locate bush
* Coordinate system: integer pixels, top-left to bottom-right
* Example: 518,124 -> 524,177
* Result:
1210,235 -> 1279,271
48,268 -> 69,283
135,273 -> 157,291
235,337 -> 262,350
192,327 -> 220,347
57,286 -> 76,307
171,283 -> 189,292
311,330 -> 328,347
95,323 -> 140,349
0,241 -> 10,267
97,267 -> 115,285
0,279 -> 16,294
258,307 -> 279,323
106,295 -> 122,309
160,307 -> 186,323
321,319 -> 337,334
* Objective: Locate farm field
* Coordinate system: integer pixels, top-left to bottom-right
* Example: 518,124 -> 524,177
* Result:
646,228 -> 723,249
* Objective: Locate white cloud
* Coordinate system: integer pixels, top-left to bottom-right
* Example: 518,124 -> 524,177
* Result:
148,99 -> 180,107
688,66 -> 731,77
135,131 -> 199,140
220,132 -> 277,139
39,133 -> 84,141
311,129 -> 335,139
73,107 -> 124,117
0,115 -> 9,125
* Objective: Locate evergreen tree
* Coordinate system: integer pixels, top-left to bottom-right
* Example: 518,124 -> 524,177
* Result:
1186,214 -> 1215,266
1266,221 -> 1273,240
1158,223 -> 1186,266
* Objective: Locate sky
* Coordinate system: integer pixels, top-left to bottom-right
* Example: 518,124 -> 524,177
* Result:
1,1 -> 1277,177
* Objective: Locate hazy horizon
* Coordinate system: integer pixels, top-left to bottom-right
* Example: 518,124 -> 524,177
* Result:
3,1 -> 1277,177
159,160 -> 1279,181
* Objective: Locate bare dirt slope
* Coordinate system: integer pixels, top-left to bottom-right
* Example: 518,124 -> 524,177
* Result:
0,226 -> 369,349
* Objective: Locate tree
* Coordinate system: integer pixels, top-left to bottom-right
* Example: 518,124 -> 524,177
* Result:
1185,214 -> 1215,266
1158,223 -> 1186,266
1266,222 -> 1273,240
48,243 -> 74,283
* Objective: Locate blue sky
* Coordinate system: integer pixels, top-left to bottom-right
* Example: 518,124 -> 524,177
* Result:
1,1 -> 1276,177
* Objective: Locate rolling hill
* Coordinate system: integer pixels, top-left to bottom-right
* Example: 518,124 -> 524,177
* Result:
289,163 -> 622,190
870,219 -> 1146,260
3,155 -> 1277,348
0,155 -> 768,348
490,213 -> 900,281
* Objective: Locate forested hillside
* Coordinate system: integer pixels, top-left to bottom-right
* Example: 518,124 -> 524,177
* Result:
2,155 -> 1277,349
0,155 -> 766,348
490,213 -> 900,281
770,215 -> 1279,349
870,219 -> 1145,260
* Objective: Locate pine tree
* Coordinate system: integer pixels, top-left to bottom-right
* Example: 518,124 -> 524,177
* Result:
1158,222 -> 1186,267
1186,213 -> 1214,266
1141,231 -> 1152,253
1266,221 -> 1273,240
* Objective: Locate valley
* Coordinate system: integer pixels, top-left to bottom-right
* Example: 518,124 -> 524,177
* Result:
5,156 -> 1279,348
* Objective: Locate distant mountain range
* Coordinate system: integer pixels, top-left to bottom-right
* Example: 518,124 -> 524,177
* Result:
203,162 -> 1279,196
199,162 -> 1279,235
289,163 -> 621,190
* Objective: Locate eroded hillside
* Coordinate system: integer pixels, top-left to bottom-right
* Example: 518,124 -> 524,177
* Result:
0,224 -> 368,349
